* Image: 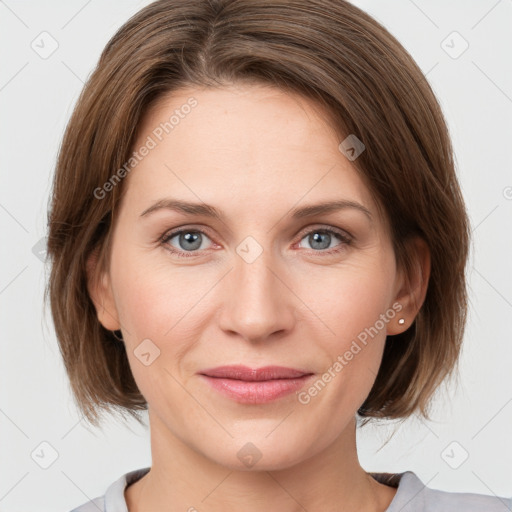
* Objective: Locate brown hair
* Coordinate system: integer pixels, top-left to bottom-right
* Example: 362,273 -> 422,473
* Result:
45,0 -> 470,428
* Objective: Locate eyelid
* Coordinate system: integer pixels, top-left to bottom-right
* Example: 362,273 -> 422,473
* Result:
294,223 -> 353,243
159,224 -> 214,242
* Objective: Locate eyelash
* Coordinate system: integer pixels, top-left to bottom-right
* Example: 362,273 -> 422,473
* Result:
159,225 -> 353,259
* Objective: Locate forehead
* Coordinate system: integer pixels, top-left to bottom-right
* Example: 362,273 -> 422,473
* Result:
120,84 -> 379,223
135,83 -> 342,160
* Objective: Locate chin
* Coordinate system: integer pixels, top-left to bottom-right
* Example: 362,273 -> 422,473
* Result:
201,434 -> 310,472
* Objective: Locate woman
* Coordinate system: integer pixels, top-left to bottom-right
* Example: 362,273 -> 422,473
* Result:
45,0 -> 511,511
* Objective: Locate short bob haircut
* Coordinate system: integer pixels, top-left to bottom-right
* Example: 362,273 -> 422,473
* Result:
45,0 -> 470,428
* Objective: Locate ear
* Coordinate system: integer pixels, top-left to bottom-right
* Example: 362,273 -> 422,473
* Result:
387,237 -> 430,335
86,246 -> 121,331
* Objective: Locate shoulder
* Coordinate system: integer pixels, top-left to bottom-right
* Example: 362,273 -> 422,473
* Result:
420,479 -> 512,511
371,471 -> 512,512
69,496 -> 104,512
68,467 -> 151,512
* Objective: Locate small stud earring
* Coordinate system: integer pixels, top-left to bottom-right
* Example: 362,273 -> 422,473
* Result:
398,318 -> 405,325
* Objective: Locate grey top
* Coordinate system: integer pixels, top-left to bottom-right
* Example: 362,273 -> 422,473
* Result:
70,466 -> 512,512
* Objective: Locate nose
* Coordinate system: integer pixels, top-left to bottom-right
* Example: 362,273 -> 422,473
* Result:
217,245 -> 296,343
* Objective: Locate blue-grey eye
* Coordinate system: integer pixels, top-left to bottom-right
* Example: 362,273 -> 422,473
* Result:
310,232 -> 331,250
167,231 -> 209,251
298,229 -> 346,251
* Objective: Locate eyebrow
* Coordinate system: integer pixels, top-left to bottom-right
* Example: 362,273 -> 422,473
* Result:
139,198 -> 373,223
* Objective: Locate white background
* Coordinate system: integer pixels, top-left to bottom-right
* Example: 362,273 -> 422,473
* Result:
1,1 -> 511,511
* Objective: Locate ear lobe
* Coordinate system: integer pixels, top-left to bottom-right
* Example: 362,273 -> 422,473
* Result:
86,246 -> 121,331
387,237 -> 431,335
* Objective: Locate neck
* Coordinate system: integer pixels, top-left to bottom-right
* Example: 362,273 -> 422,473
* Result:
125,413 -> 396,512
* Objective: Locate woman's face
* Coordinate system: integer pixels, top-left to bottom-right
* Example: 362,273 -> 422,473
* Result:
92,83 -> 407,470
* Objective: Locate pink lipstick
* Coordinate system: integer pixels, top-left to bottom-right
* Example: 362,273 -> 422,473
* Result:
199,365 -> 314,404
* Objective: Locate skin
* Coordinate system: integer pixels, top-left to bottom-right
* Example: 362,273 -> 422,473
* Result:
88,83 -> 430,512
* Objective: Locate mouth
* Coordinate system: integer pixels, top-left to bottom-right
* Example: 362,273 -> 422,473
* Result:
198,365 -> 314,404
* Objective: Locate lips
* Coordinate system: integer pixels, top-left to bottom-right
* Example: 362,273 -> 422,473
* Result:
199,365 -> 312,381
198,365 -> 314,404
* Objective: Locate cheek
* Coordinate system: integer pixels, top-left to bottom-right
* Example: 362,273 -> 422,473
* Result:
111,263 -> 206,408
292,259 -> 395,406
112,246 -> 206,335
110,255 -> 205,373
295,260 -> 395,347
